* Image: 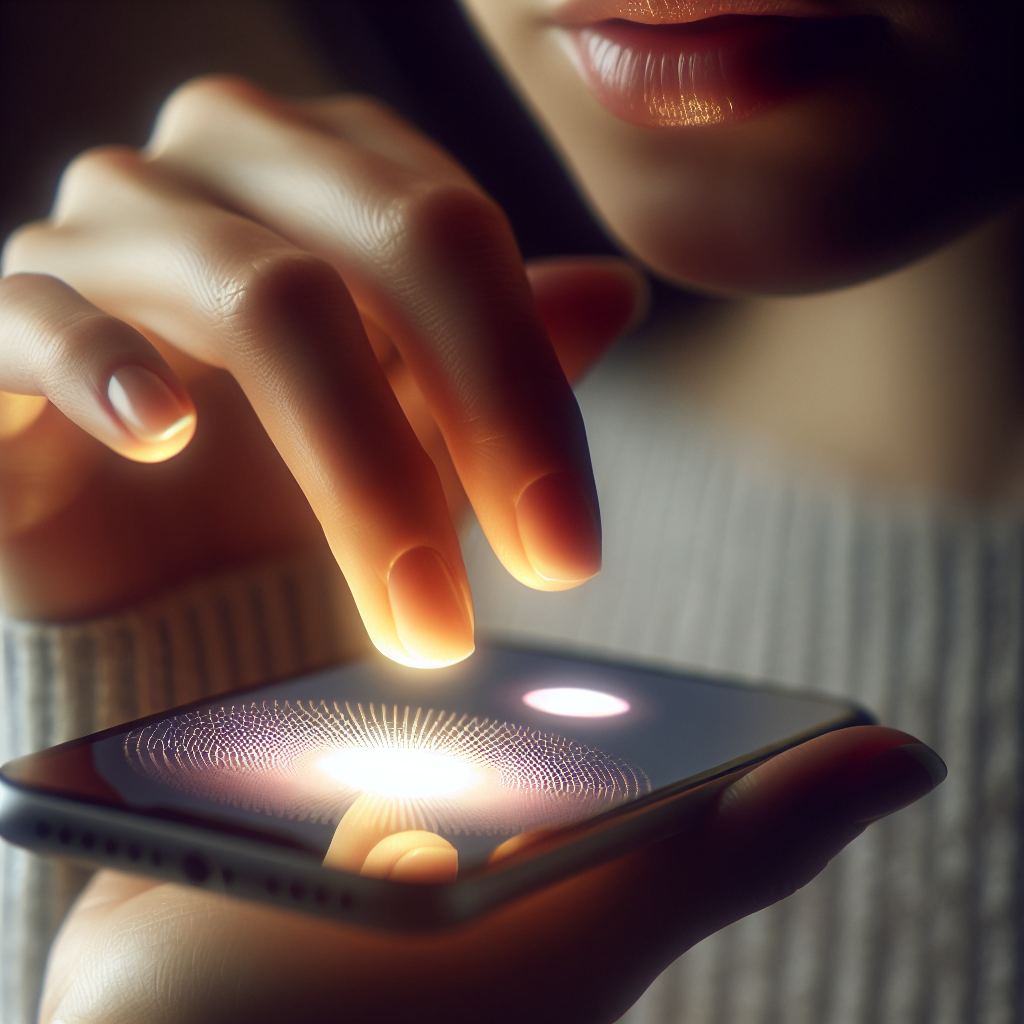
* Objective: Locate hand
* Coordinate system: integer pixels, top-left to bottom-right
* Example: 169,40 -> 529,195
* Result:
0,76 -> 646,665
38,726 -> 946,1024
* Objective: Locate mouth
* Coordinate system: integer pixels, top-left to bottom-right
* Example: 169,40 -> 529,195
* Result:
550,2 -> 883,128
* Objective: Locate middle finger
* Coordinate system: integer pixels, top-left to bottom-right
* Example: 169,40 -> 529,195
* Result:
149,77 -> 602,590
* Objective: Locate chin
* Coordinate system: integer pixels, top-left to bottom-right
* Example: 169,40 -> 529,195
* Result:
583,92 -> 1021,295
621,170 -> 1021,297
608,182 -> 1019,298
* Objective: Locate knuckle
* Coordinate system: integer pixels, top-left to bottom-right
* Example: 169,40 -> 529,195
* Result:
44,311 -> 120,372
54,146 -> 144,220
213,250 -> 343,350
60,145 -> 142,189
239,249 -> 337,307
151,74 -> 270,149
391,182 -> 509,259
16,307 -> 126,401
2,222 -> 51,271
160,73 -> 259,116
0,270 -> 53,306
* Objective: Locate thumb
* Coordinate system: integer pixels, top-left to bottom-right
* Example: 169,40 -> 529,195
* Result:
678,726 -> 947,938
526,257 -> 649,384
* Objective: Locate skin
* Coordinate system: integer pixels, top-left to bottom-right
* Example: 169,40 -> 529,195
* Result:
0,83 -> 650,667
464,0 -> 1023,292
3,0 -> 1014,1017
464,0 -> 1024,495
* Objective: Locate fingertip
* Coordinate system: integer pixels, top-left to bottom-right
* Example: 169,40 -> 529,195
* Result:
718,727 -> 946,829
386,546 -> 475,667
107,365 -> 194,442
844,742 -> 947,823
898,741 -> 948,787
586,258 -> 651,335
387,845 -> 459,884
515,471 -> 602,586
106,364 -> 196,463
359,830 -> 458,882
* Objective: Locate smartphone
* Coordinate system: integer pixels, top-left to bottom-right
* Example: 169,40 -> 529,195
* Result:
0,641 -> 871,930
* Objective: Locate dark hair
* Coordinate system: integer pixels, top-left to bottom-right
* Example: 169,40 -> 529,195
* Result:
298,1 -> 619,260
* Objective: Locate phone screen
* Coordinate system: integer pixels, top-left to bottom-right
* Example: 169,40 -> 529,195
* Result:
3,644 -> 863,876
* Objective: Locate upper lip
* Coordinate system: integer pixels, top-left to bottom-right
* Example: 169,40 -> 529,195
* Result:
547,0 -> 839,26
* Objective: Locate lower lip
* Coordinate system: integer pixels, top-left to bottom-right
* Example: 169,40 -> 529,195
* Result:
564,15 -> 878,128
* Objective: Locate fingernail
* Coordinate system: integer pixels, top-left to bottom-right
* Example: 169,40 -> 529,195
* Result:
387,546 -> 474,667
388,846 -> 459,883
846,742 -> 947,824
108,365 -> 194,443
515,471 -> 602,584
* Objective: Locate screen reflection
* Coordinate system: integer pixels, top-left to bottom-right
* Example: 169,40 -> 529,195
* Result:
122,699 -> 649,882
83,644 -> 851,881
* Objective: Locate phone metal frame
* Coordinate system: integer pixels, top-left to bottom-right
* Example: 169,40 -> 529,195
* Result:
0,652 -> 873,931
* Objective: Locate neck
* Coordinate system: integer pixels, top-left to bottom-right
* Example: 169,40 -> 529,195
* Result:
662,206 -> 1024,503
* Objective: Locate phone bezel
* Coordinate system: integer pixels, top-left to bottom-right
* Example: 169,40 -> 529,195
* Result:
0,643 -> 873,930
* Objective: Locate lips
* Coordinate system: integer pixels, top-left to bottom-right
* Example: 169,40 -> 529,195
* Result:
558,9 -> 882,128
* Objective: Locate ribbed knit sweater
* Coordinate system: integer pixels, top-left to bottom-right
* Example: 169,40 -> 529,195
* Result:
464,344 -> 1023,1024
2,340 -> 1021,1023
0,551 -> 364,1023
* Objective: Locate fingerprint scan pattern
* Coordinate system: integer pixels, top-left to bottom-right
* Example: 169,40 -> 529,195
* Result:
123,701 -> 650,836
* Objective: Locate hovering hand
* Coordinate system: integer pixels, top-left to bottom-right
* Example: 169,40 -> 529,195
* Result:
0,76 -> 645,666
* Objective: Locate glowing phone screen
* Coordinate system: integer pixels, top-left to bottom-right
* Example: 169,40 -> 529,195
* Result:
55,645 -> 856,873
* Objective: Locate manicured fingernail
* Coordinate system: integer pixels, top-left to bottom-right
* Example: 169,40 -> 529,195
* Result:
108,365 -> 194,443
387,546 -> 474,667
388,846 -> 459,883
846,742 -> 947,824
515,471 -> 601,584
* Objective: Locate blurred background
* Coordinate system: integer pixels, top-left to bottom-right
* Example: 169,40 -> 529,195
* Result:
0,0 -> 619,261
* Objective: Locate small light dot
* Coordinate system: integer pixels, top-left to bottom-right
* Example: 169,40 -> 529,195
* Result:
522,687 -> 630,718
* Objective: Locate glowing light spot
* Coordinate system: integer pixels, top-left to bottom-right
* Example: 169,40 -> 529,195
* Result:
123,700 -> 649,836
522,687 -> 630,718
318,747 -> 482,800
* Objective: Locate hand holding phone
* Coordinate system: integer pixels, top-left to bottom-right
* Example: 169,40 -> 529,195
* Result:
4,643 -> 875,925
2,643 -> 945,1023
34,718 -> 942,1024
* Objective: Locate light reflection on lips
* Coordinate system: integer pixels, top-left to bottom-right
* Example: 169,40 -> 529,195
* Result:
555,10 -> 881,128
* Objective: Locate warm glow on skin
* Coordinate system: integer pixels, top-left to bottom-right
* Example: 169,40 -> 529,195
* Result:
488,825 -> 563,863
318,746 -> 478,883
321,791 -> 460,883
361,831 -> 459,882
